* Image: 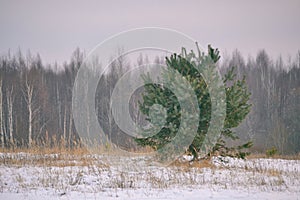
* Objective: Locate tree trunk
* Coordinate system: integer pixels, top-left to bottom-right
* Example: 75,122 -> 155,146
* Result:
28,99 -> 33,147
24,79 -> 34,148
7,87 -> 14,145
68,111 -> 73,147
63,106 -> 67,144
0,80 -> 3,148
57,83 -> 61,130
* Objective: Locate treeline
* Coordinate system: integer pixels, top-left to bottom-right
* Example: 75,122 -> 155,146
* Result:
0,49 -> 81,148
0,48 -> 299,154
220,50 -> 300,154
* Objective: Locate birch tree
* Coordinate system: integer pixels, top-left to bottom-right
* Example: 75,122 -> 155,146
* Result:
6,86 -> 14,145
63,106 -> 67,144
0,80 -> 3,148
68,110 -> 73,147
23,78 -> 39,147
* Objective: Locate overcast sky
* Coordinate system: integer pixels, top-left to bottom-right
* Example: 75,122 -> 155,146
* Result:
0,0 -> 299,64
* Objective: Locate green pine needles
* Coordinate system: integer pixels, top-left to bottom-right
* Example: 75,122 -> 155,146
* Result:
135,45 -> 252,161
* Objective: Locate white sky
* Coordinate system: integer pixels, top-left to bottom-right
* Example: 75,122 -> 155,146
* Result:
0,0 -> 299,64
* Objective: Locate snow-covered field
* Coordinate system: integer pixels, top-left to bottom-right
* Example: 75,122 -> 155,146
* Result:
0,152 -> 299,199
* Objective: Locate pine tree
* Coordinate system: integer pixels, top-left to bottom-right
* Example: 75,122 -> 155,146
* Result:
135,45 -> 252,161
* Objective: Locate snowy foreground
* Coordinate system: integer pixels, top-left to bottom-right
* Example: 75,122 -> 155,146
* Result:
0,153 -> 299,199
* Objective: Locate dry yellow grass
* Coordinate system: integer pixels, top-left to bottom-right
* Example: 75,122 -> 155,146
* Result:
247,153 -> 300,160
265,168 -> 282,177
171,158 -> 215,169
0,151 -> 109,168
0,142 -> 111,167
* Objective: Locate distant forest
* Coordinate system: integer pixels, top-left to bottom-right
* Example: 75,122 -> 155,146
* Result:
0,48 -> 299,154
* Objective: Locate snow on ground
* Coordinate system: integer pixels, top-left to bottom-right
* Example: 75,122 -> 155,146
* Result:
0,153 -> 299,199
0,188 -> 299,200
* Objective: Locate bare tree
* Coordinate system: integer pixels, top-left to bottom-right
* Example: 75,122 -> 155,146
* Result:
0,80 -> 3,148
68,110 -> 73,147
63,106 -> 67,143
23,78 -> 39,147
6,86 -> 14,145
270,114 -> 290,153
